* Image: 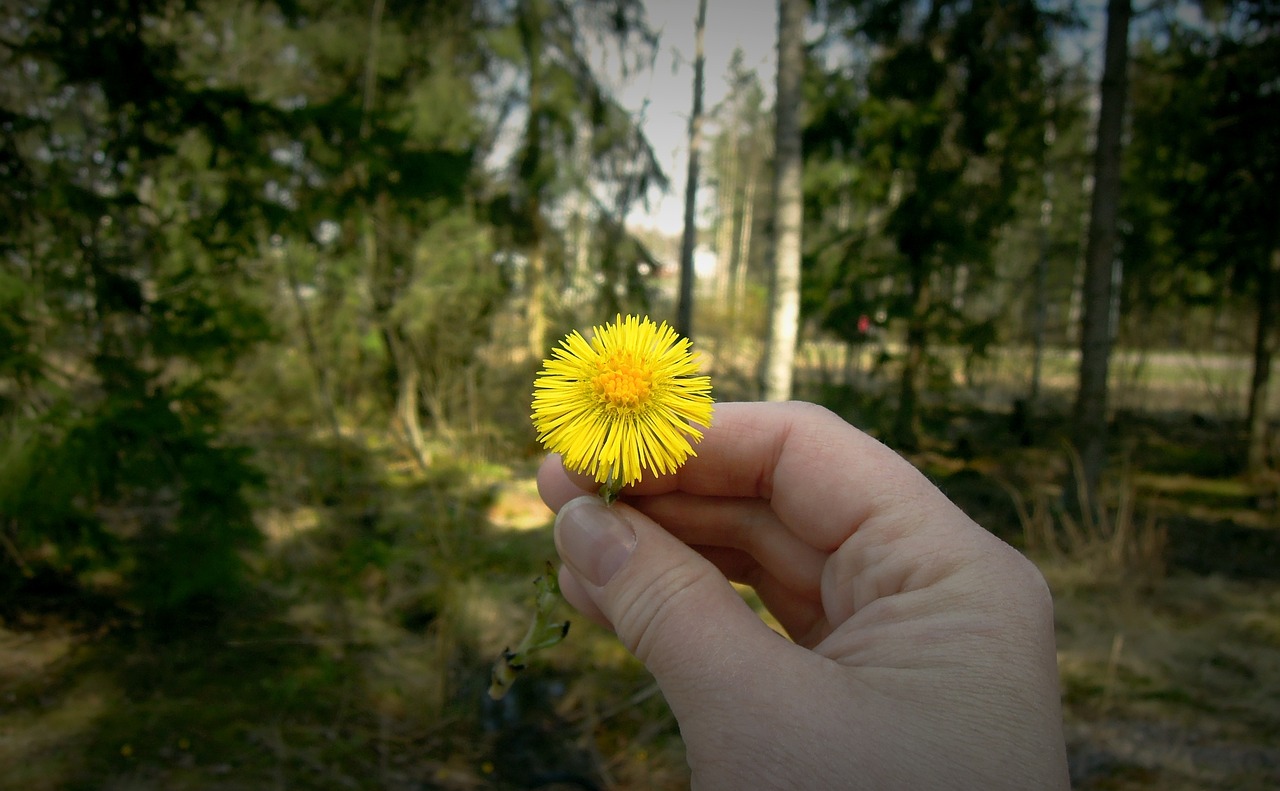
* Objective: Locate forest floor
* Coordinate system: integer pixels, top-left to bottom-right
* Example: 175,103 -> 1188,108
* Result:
2,398 -> 1278,790
917,405 -> 1280,791
1054,568 -> 1280,791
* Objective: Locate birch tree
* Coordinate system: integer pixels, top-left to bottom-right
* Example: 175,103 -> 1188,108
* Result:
761,0 -> 806,402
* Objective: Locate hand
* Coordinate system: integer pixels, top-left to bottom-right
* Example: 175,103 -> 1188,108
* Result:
537,401 -> 1069,790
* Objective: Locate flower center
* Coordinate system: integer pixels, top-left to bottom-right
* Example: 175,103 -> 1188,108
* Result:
592,353 -> 652,410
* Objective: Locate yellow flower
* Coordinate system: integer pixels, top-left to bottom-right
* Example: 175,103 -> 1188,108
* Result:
532,314 -> 713,489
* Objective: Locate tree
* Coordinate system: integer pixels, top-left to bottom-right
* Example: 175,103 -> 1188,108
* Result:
0,0 -> 284,619
708,49 -> 771,336
809,0 -> 1055,446
481,0 -> 665,357
1123,1 -> 1279,474
1074,0 -> 1132,507
676,0 -> 709,340
989,61 -> 1092,419
260,0 -> 484,465
761,0 -> 807,402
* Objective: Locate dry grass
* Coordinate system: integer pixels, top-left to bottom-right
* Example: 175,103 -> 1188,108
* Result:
996,444 -> 1280,789
1004,443 -> 1169,585
1050,564 -> 1280,790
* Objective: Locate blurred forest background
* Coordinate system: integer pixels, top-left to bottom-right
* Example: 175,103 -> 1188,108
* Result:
1,0 -> 1278,789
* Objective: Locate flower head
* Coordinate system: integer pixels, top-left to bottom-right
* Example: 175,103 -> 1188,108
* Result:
531,314 -> 713,488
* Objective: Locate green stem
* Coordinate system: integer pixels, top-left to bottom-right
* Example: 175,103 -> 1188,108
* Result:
488,561 -> 570,700
599,474 -> 624,505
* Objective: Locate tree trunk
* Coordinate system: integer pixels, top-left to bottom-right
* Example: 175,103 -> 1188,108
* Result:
761,0 -> 805,402
1030,166 -> 1054,412
1073,0 -> 1131,508
357,0 -> 428,468
714,131 -> 739,305
526,233 -> 548,359
359,0 -> 385,140
281,247 -> 343,443
676,0 -> 709,339
568,122 -> 594,309
731,163 -> 757,335
893,257 -> 929,449
517,0 -> 550,360
385,329 -> 431,470
364,206 -> 432,470
1246,247 -> 1279,475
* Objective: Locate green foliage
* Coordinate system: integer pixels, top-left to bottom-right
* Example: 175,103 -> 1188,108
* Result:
806,1 -> 1055,298
1124,12 -> 1279,312
0,411 -> 112,591
391,206 -> 507,416
481,0 -> 667,316
989,60 -> 1092,350
0,269 -> 42,395
4,1 -> 1280,787
3,0 -> 669,628
0,383 -> 262,624
804,1 -> 1060,442
0,0 -> 286,623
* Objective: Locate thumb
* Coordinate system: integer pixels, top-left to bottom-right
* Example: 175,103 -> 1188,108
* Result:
553,496 -> 781,697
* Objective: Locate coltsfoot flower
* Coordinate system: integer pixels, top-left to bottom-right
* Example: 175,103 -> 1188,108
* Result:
531,314 -> 713,496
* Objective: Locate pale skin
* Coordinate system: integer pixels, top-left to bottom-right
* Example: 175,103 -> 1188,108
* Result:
537,401 -> 1070,791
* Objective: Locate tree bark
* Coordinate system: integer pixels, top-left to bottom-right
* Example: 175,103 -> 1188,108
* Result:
893,257 -> 929,449
525,234 -> 548,359
676,0 -> 709,340
1030,164 -> 1054,412
732,163 -> 757,333
1073,0 -> 1131,508
385,328 -> 431,470
761,0 -> 805,402
568,121 -> 594,308
1246,247 -> 1279,474
714,129 -> 739,305
358,0 -> 428,468
517,0 -> 550,360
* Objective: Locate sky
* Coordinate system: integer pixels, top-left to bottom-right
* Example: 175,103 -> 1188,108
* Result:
618,0 -> 778,236
612,2 -> 1128,238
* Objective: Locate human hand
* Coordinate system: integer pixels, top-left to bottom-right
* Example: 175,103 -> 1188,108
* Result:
537,401 -> 1069,790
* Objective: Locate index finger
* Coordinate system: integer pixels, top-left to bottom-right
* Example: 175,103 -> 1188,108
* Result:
541,401 -> 956,552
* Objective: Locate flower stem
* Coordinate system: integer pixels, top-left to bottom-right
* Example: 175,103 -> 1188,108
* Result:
599,474 -> 624,505
488,561 -> 570,700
